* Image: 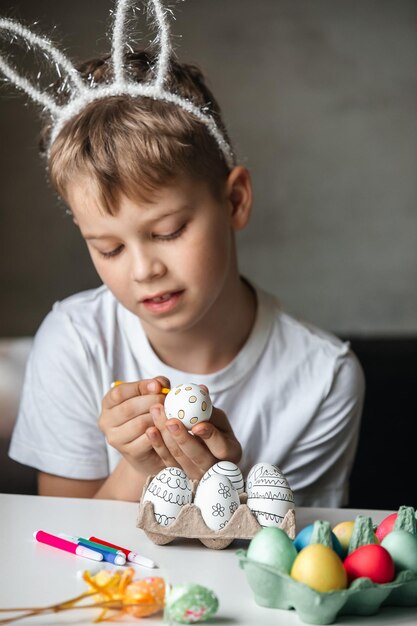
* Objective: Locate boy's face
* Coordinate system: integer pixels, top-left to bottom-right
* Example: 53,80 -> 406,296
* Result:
67,169 -> 251,342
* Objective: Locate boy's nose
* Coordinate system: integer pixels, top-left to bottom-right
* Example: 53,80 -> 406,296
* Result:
130,248 -> 166,282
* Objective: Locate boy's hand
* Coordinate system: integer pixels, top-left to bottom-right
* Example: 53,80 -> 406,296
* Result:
99,376 -> 170,475
146,401 -> 242,480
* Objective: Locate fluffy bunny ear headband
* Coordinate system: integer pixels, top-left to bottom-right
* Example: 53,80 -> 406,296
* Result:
0,0 -> 235,168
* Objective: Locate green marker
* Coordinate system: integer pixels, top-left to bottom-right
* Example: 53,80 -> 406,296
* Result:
59,533 -> 126,564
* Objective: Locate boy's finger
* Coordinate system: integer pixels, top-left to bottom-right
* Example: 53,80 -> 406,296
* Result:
146,427 -> 178,467
151,404 -> 216,470
206,408 -> 234,433
165,419 -> 216,470
105,413 -> 154,444
103,377 -> 170,409
191,421 -> 242,463
150,405 -> 200,468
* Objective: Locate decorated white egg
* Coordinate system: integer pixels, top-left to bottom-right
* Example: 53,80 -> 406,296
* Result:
143,467 -> 192,526
164,383 -> 212,429
194,473 -> 240,531
200,461 -> 244,494
246,463 -> 294,529
246,462 -> 281,493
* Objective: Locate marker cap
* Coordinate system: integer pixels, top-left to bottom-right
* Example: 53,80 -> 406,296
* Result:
76,545 -> 104,561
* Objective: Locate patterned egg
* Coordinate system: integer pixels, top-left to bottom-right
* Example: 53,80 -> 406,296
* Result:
246,462 -> 281,493
143,467 -> 192,526
164,383 -> 212,429
194,473 -> 240,531
200,461 -> 244,494
246,463 -> 294,528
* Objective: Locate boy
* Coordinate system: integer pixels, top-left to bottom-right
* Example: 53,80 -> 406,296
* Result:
4,1 -> 364,506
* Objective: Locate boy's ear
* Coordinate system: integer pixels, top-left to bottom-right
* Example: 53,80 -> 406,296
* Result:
225,166 -> 253,231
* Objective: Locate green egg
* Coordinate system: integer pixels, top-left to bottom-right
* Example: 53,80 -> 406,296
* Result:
247,527 -> 297,573
381,530 -> 417,573
164,584 -> 219,624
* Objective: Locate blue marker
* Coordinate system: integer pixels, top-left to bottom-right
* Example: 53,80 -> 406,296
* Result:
59,533 -> 126,565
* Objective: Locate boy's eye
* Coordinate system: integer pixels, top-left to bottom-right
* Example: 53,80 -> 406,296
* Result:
99,244 -> 124,258
153,224 -> 186,241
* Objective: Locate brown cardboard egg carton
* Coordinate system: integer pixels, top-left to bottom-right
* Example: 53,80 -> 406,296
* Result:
137,475 -> 296,549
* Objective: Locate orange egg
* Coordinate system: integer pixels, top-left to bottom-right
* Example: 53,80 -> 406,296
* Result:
290,544 -> 347,592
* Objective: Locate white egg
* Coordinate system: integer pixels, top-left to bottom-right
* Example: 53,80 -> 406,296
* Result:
143,467 -> 192,526
164,383 -> 213,429
194,473 -> 240,531
246,462 -> 281,494
200,461 -> 244,494
246,463 -> 294,529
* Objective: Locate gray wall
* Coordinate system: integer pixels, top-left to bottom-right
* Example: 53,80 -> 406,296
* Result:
0,0 -> 416,337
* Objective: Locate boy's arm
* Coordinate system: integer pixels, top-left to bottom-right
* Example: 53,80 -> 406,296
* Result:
38,457 -> 149,501
10,308 -> 170,500
38,472 -> 105,498
284,349 -> 365,507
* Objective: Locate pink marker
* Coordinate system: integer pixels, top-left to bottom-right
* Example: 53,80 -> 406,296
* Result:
34,530 -> 103,562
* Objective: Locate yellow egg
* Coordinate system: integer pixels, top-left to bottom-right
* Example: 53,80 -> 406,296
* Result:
290,544 -> 348,592
332,520 -> 355,553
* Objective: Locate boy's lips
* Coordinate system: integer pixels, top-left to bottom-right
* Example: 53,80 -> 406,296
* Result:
141,290 -> 183,314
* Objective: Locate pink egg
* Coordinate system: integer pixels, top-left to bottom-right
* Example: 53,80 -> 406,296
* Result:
376,513 -> 417,542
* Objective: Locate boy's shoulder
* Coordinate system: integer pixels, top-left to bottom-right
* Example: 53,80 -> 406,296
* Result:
52,285 -> 117,320
258,287 -> 349,361
53,284 -> 112,310
257,287 -> 363,399
40,285 -> 122,340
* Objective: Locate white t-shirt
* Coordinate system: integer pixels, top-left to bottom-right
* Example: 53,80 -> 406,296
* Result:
9,284 -> 365,507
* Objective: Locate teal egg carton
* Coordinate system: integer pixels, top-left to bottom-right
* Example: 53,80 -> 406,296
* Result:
237,551 -> 417,624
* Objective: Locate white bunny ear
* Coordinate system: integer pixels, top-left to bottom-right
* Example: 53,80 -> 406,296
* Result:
0,18 -> 86,117
0,1 -> 236,167
147,0 -> 172,90
112,0 -> 134,86
111,0 -> 172,90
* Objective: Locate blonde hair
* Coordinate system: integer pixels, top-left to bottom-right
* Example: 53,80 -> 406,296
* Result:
40,50 -> 233,213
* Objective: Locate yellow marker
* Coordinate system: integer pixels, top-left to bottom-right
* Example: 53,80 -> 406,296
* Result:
111,381 -> 171,394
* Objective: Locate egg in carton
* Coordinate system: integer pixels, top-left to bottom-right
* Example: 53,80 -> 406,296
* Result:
137,462 -> 296,550
238,506 -> 417,624
137,384 -> 296,548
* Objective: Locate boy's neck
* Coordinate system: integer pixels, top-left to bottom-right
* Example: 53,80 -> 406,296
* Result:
143,277 -> 257,375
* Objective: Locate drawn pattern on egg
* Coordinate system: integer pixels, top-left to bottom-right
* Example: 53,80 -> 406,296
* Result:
194,474 -> 240,531
246,462 -> 282,492
164,383 -> 213,429
200,461 -> 245,494
143,467 -> 192,527
246,463 -> 294,529
210,482 -> 238,530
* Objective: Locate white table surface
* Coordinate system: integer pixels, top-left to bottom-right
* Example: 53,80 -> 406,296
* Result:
0,494 -> 416,625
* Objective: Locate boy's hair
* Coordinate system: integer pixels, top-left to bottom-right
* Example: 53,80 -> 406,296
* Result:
40,50 -> 233,213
